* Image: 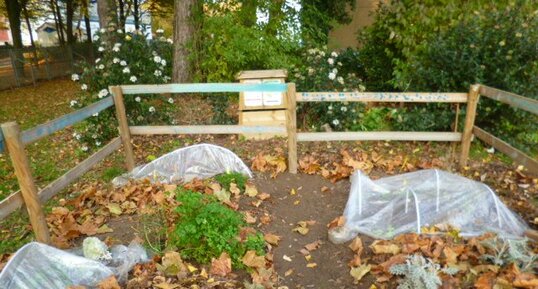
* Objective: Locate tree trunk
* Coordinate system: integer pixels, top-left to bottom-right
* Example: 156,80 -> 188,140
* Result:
172,0 -> 199,83
239,0 -> 258,27
5,0 -> 24,77
84,15 -> 92,43
133,0 -> 140,30
267,0 -> 284,36
22,2 -> 35,47
49,0 -> 62,44
118,0 -> 125,29
54,0 -> 66,44
66,0 -> 75,44
97,0 -> 118,30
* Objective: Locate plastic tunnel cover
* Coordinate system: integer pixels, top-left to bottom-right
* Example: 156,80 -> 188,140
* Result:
328,169 -> 529,244
113,143 -> 252,186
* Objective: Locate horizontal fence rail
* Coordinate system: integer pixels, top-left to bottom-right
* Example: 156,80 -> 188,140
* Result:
21,97 -> 114,145
479,85 -> 538,115
297,131 -> 462,142
130,125 -> 286,135
473,126 -> 538,173
297,92 -> 468,103
120,83 -> 288,95
0,137 -> 121,220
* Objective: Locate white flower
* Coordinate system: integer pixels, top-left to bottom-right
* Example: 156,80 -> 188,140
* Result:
327,58 -> 334,65
135,96 -> 141,102
168,97 -> 174,104
98,46 -> 104,52
340,106 -> 347,112
337,62 -> 343,66
337,76 -> 344,85
97,64 -> 105,70
154,70 -> 162,77
161,59 -> 166,66
117,29 -> 123,33
320,51 -> 326,57
95,58 -> 101,63
130,76 -> 137,82
156,28 -> 164,33
125,35 -> 132,41
328,105 -> 333,110
122,67 -> 130,74
92,112 -> 99,117
81,84 -> 88,90
331,51 -> 338,57
92,134 -> 98,139
70,100 -> 78,107
159,36 -> 166,42
100,28 -> 106,33
98,89 -> 108,98
332,119 -> 340,126
153,56 -> 162,63
308,68 -> 315,75
72,133 -> 81,140
81,146 -> 88,152
328,72 -> 336,80
166,38 -> 173,44
71,74 -> 79,81
149,106 -> 156,113
332,68 -> 338,74
307,48 -> 316,55
516,32 -> 522,38
94,35 -> 100,41
113,58 -> 120,63
120,60 -> 127,66
112,46 -> 120,52
95,141 -> 101,146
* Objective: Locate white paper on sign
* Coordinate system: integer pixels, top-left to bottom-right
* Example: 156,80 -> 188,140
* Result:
243,80 -> 263,107
262,79 -> 283,106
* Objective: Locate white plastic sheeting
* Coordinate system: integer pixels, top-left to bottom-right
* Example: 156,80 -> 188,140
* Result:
113,143 -> 252,186
329,169 -> 529,243
0,242 -> 148,288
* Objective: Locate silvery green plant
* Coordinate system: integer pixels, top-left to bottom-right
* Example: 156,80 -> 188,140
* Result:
481,236 -> 537,272
389,254 -> 458,289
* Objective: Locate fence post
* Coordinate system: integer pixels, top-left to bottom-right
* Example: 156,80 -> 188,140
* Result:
110,86 -> 135,171
459,84 -> 480,169
1,122 -> 51,244
286,83 -> 298,173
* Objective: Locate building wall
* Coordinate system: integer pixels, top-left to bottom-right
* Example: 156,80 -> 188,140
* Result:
328,0 -> 383,49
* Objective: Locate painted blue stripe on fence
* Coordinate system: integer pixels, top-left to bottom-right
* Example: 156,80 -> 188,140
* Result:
21,97 -> 114,145
120,83 -> 288,94
0,130 -> 4,153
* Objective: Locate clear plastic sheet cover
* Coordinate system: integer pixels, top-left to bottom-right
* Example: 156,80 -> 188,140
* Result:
329,169 -> 529,243
113,143 -> 252,186
0,242 -> 148,289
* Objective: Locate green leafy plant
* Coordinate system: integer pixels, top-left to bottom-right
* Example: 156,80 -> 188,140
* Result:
390,254 -> 458,289
288,47 -> 366,131
70,28 -> 174,151
170,189 -> 264,267
214,172 -> 248,191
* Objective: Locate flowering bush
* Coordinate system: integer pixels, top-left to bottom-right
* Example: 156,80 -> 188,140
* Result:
70,28 -> 174,150
289,47 -> 366,131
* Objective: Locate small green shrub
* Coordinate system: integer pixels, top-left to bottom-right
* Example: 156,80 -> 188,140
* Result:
214,172 -> 248,191
390,255 -> 458,289
171,189 -> 264,267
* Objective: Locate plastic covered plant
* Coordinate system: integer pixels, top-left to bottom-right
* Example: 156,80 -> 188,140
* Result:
389,254 -> 458,289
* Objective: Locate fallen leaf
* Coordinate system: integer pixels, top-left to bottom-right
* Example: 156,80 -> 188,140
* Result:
210,252 -> 231,277
290,188 -> 296,195
370,240 -> 401,255
285,269 -> 294,276
154,282 -> 180,289
475,272 -> 496,289
349,237 -> 363,254
292,222 -> 309,235
513,273 -> 538,288
264,233 -> 281,246
242,250 -> 266,269
156,251 -> 187,276
305,240 -> 322,251
230,183 -> 241,196
327,216 -> 345,229
257,192 -> 270,200
350,264 -> 371,284
97,276 -> 120,289
106,203 -> 122,216
321,186 -> 330,193
306,263 -> 317,268
244,211 -> 257,224
283,255 -> 292,262
245,183 -> 258,197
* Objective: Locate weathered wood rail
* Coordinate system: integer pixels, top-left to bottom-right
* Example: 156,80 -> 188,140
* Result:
1,81 -> 537,243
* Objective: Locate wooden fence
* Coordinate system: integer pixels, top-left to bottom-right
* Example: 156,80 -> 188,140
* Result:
0,82 -> 536,243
